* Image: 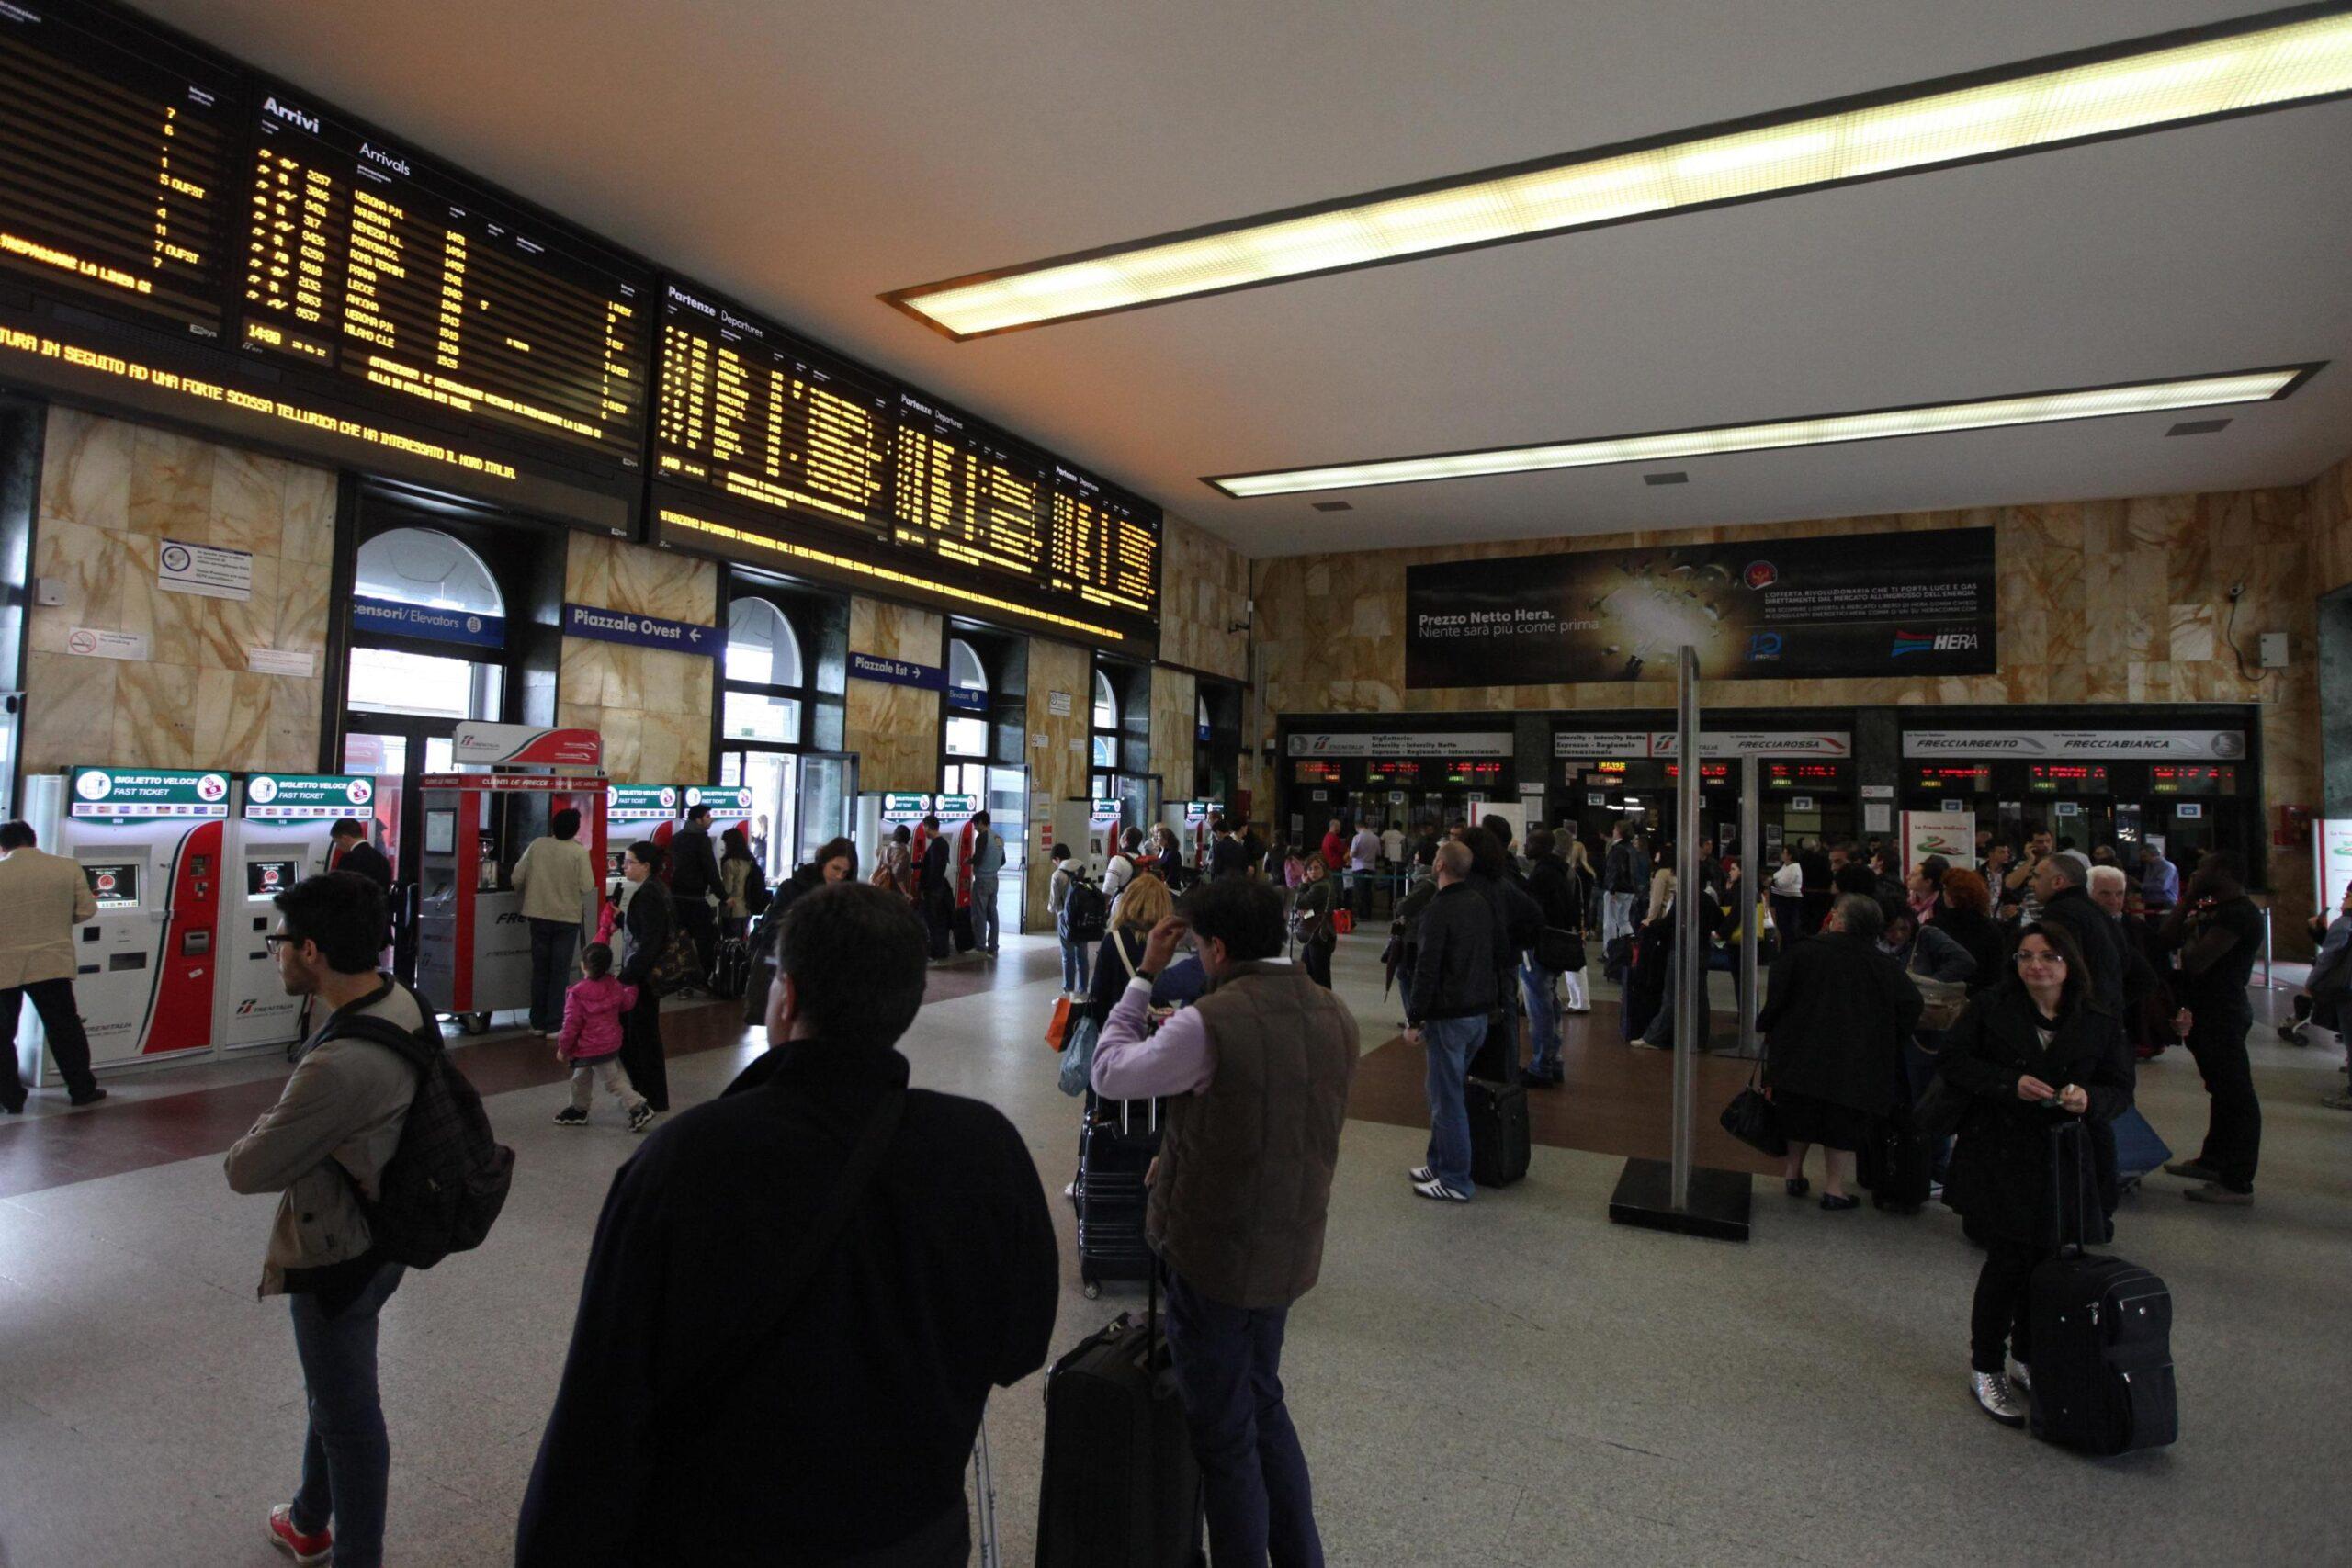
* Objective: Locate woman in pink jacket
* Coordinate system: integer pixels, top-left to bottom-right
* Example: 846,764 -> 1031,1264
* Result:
554,944 -> 652,1133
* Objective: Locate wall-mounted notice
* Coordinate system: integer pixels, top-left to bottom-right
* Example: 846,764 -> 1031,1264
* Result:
1408,527 -> 1995,689
158,539 -> 254,601
246,648 -> 316,677
1047,690 -> 1073,717
64,627 -> 149,660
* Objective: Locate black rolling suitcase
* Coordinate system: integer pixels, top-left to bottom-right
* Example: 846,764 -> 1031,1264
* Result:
1465,1077 -> 1530,1189
1468,1005 -> 1521,1084
2028,1122 -> 2177,1455
1035,1272 -> 1206,1568
953,902 -> 978,953
1859,1114 -> 1931,1214
707,937 -> 749,1000
1078,1099 -> 1161,1299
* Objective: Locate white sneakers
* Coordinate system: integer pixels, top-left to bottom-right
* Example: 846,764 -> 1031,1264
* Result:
1972,1371 -> 2026,1427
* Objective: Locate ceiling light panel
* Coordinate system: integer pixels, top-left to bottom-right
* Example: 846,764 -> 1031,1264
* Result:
1201,367 -> 2318,498
886,6 -> 2352,337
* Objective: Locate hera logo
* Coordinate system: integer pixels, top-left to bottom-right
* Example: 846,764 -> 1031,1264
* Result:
1894,628 -> 1979,658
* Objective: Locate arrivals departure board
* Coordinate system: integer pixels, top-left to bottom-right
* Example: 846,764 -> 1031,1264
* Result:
1050,464 -> 1157,616
237,90 -> 648,467
655,280 -> 892,533
892,393 -> 1048,581
0,0 -> 237,335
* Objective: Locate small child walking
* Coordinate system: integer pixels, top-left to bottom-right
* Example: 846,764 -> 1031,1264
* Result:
555,943 -> 652,1133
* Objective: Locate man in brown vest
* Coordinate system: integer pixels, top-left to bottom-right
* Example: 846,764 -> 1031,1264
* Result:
1093,875 -> 1359,1568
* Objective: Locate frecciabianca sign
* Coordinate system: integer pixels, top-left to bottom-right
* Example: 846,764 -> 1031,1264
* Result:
1903,729 -> 2246,760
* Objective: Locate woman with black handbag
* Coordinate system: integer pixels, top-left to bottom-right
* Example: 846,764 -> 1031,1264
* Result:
614,840 -> 678,1114
1936,921 -> 2133,1427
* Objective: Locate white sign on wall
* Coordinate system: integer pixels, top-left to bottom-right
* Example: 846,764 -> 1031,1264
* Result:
1902,809 -> 1977,870
158,538 -> 254,601
1903,729 -> 2246,760
246,647 -> 316,677
2314,820 -> 2352,913
1047,690 -> 1073,717
1290,730 -> 1513,759
63,626 -> 149,660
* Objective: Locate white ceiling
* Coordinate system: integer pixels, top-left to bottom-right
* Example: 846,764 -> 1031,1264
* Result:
137,0 -> 2352,556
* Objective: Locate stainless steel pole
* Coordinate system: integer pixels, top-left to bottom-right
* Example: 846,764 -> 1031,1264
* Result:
1671,646 -> 1702,1211
1739,754 -> 1761,1059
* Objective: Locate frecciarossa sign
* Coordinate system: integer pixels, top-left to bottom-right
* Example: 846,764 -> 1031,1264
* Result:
563,604 -> 725,657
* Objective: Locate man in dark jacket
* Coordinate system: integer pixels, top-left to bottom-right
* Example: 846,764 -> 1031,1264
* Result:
1092,875 -> 1357,1568
1521,829 -> 1581,1083
2033,852 -> 2125,1016
667,803 -> 724,972
1207,817 -> 1251,880
2157,851 -> 2267,1205
1404,841 -> 1498,1201
1600,820 -> 1644,945
916,812 -> 953,960
1758,894 -> 1924,1206
327,818 -> 392,891
518,883 -> 1057,1566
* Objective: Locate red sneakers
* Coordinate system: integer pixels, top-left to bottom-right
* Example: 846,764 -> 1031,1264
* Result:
268,1504 -> 333,1564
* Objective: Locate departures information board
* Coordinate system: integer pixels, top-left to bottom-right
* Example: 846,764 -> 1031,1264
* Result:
652,274 -> 1159,640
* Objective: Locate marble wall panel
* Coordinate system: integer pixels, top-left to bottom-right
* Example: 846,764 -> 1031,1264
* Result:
840,594 -> 945,796
1149,666 -> 1196,799
1024,638 -> 1092,927
1159,513 -> 1250,682
23,409 -> 334,776
558,535 -> 723,784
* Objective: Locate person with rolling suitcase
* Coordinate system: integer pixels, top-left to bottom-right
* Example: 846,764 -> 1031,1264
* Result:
1086,876 -> 1358,1568
1404,840 -> 1503,1203
1933,921 -> 2138,1431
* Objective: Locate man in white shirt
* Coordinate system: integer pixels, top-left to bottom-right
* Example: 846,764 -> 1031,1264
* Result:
1379,821 -> 1406,868
1348,820 -> 1384,919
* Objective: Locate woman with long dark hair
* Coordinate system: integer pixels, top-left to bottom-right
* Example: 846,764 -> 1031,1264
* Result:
1938,920 -> 2134,1427
613,840 -> 674,1113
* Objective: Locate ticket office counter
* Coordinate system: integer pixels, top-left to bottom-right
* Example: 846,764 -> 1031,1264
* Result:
1904,760 -> 2253,868
1289,758 -> 1515,841
1558,759 -> 1859,857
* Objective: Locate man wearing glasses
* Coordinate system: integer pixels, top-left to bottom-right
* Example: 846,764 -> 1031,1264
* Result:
225,871 -> 428,1568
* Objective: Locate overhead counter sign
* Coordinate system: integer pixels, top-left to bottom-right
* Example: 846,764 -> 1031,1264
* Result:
1288,731 -> 1513,759
1904,729 -> 2246,760
69,767 -> 230,820
243,773 -> 374,820
1556,731 -> 1851,759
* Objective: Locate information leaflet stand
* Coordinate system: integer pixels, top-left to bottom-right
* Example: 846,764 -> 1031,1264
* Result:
416,728 -> 607,1032
15,767 -> 229,1083
216,773 -> 375,1053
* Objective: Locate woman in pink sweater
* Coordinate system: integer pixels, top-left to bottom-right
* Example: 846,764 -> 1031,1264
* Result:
555,944 -> 652,1132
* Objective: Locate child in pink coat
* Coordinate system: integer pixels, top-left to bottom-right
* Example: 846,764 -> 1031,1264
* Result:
555,943 -> 651,1133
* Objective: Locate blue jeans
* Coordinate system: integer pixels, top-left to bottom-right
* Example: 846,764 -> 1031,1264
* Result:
526,919 -> 579,1033
971,876 -> 1001,952
1520,961 -> 1561,1077
1162,1266 -> 1323,1568
1059,932 -> 1091,992
288,1261 -> 405,1568
1420,1015 -> 1482,1194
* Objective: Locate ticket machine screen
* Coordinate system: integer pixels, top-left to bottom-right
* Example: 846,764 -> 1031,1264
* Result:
246,859 -> 298,900
83,862 -> 140,911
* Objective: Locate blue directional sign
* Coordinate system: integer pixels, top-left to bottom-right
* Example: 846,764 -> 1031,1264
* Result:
563,603 -> 725,658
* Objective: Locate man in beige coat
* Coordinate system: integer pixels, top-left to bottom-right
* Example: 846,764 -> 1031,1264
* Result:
513,807 -> 600,1036
0,819 -> 105,1111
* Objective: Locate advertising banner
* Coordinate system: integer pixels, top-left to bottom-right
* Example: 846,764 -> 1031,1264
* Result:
1901,809 -> 1977,872
243,773 -> 375,820
1405,527 -> 1995,689
69,766 -> 229,819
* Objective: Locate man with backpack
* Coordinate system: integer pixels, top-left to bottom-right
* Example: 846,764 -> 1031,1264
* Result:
227,870 -> 511,1568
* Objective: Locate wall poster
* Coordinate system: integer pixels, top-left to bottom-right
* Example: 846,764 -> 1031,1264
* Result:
1406,527 -> 1995,689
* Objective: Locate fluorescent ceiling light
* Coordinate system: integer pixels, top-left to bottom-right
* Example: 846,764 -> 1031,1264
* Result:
1200,366 -> 2319,497
884,6 -> 2352,338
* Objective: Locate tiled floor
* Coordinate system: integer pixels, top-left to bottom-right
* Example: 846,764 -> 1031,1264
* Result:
3,933 -> 2347,1566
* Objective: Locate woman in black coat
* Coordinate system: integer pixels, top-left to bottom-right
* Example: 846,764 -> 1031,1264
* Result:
1938,921 -> 2133,1428
1758,893 -> 1923,1208
614,840 -> 674,1113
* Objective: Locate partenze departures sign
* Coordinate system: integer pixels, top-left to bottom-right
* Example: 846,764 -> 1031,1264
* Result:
1405,527 -> 1996,689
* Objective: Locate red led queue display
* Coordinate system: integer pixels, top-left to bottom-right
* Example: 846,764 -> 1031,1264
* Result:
1912,763 -> 1994,793
1363,761 -> 1421,785
1293,761 -> 1342,784
2028,763 -> 2109,795
2150,765 -> 2236,796
1663,762 -> 1733,784
1766,761 -> 1848,790
1442,761 -> 1504,787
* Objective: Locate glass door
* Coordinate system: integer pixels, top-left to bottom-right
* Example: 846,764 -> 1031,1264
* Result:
721,749 -> 799,883
341,719 -> 456,980
796,751 -> 857,871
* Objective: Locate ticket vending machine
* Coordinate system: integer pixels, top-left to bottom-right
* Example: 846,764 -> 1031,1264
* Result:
858,793 -> 933,876
415,767 -> 607,1032
684,784 -> 755,864
1050,796 -> 1125,877
605,785 -> 684,897
1163,799 -> 1224,870
214,773 -> 374,1053
934,791 -> 978,901
13,767 -> 228,1084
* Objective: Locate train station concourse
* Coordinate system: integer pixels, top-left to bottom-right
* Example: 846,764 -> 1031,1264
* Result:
3,3 -> 2351,1565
